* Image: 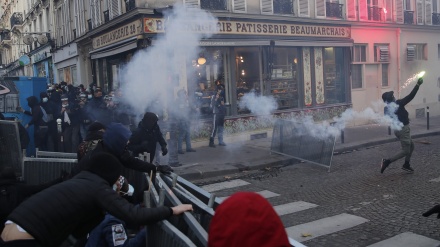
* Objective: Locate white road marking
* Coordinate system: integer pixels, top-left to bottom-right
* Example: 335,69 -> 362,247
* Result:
366,232 -> 440,247
201,179 -> 250,193
274,201 -> 318,216
286,213 -> 369,242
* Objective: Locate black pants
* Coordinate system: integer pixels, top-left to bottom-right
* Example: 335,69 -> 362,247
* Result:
0,238 -> 40,247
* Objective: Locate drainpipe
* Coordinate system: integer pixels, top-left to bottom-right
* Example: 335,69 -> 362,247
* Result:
396,28 -> 401,99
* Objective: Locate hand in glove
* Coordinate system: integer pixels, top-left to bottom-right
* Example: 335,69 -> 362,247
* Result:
161,146 -> 168,156
156,165 -> 173,175
417,77 -> 423,86
423,205 -> 440,218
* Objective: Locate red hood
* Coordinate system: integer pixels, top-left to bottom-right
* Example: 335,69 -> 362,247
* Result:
208,192 -> 290,247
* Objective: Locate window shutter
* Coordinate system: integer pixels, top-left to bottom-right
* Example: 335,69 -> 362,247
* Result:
109,0 -> 121,19
407,45 -> 415,61
347,0 -> 357,19
359,0 -> 368,20
425,0 -> 432,24
316,0 -> 326,18
233,0 -> 247,12
261,0 -> 273,14
184,0 -> 200,8
379,46 -> 389,62
417,0 -> 424,24
298,0 -> 310,17
395,0 -> 404,23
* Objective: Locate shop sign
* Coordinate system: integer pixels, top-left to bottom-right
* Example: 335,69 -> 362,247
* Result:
53,43 -> 78,64
93,20 -> 142,49
31,47 -> 51,64
144,18 -> 350,38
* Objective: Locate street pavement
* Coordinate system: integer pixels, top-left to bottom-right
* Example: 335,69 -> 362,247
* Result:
175,115 -> 440,247
170,115 -> 440,181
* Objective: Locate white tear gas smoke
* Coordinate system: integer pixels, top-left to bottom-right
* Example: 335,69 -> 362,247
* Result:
402,70 -> 425,89
120,5 -> 217,117
238,91 -> 278,116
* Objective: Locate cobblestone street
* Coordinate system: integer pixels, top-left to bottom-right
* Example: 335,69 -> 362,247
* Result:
194,135 -> 440,246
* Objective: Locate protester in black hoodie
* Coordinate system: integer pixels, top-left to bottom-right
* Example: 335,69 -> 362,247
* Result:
40,92 -> 59,151
1,152 -> 192,247
380,77 -> 423,173
0,167 -> 66,233
23,96 -> 48,150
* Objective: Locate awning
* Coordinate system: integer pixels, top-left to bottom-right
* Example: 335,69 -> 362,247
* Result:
90,37 -> 138,59
276,39 -> 354,47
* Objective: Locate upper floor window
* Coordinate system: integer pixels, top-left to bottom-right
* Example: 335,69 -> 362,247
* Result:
407,44 -> 427,61
353,44 -> 367,62
374,44 -> 389,62
185,0 -> 228,11
261,0 -> 294,15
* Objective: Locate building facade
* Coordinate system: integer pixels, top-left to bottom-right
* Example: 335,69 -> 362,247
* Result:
1,0 -> 439,129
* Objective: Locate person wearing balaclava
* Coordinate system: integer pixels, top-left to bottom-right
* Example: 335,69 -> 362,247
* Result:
86,87 -> 112,126
74,122 -> 173,203
23,95 -> 48,151
380,77 -> 423,174
208,192 -> 290,247
128,112 -> 168,163
1,152 -> 193,247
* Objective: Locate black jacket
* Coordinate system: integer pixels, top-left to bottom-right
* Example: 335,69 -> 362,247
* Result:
128,121 -> 167,156
24,96 -> 46,127
7,171 -> 172,247
385,84 -> 420,126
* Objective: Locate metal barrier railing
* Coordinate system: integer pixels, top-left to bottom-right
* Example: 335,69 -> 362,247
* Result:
0,120 -> 23,174
36,149 -> 77,159
22,157 -> 77,184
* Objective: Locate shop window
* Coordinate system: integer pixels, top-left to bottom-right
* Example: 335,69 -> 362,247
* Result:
71,66 -> 77,85
236,47 -> 262,114
323,47 -> 346,104
191,49 -> 227,118
351,64 -> 363,89
266,47 -> 299,110
58,69 -> 64,83
381,63 -> 389,87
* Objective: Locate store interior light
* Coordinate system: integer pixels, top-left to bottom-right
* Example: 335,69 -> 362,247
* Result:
241,70 -> 245,76
293,58 -> 298,64
198,57 -> 206,65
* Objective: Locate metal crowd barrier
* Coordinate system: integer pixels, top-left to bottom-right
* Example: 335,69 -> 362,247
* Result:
22,157 -> 77,185
35,149 -> 77,159
271,119 -> 336,171
0,120 -> 23,174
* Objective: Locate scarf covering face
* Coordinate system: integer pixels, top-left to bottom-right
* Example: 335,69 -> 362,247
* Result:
103,123 -> 132,156
208,192 -> 290,247
141,112 -> 159,130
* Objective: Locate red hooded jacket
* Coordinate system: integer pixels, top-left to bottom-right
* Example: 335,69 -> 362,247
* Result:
208,192 -> 291,247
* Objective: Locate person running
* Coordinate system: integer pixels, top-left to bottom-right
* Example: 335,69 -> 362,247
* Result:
380,77 -> 423,173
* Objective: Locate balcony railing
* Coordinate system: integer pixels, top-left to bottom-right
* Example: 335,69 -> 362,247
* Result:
404,10 -> 414,24
433,13 -> 440,25
104,10 -> 109,23
126,0 -> 136,11
274,0 -> 294,15
326,2 -> 343,18
10,12 -> 23,27
0,32 -> 11,42
201,0 -> 227,11
368,6 -> 382,21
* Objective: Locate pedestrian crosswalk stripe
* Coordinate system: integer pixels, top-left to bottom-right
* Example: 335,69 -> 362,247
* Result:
218,190 -> 280,202
200,179 -> 250,193
274,201 -> 318,216
366,232 -> 440,247
285,213 -> 369,242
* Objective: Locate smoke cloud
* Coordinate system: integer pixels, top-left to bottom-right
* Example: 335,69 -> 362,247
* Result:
120,4 -> 217,117
238,91 -> 278,116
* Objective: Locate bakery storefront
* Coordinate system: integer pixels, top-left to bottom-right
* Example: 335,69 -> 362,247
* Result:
144,18 -> 353,122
